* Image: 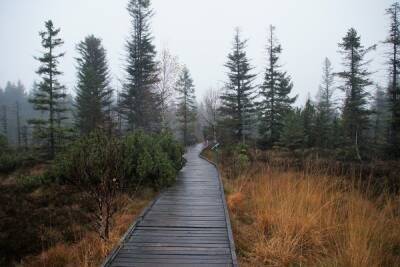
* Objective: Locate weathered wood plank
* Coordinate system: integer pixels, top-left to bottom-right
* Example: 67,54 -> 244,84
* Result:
102,144 -> 237,267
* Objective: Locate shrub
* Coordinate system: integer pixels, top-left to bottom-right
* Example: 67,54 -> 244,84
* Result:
122,131 -> 183,189
50,130 -> 183,239
0,153 -> 19,173
0,134 -> 7,149
157,131 -> 185,170
16,173 -> 53,188
53,131 -> 124,239
222,143 -> 250,179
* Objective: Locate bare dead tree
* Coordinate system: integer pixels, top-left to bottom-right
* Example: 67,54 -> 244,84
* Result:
202,88 -> 221,142
156,47 -> 180,131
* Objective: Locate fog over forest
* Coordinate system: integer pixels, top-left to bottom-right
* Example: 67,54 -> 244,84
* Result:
1,1 -> 400,266
0,0 -> 392,102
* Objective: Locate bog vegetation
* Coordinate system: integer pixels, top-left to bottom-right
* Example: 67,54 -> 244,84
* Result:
1,0 -> 400,266
202,147 -> 400,266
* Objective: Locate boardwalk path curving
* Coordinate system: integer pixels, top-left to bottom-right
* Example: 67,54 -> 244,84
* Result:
102,144 -> 237,267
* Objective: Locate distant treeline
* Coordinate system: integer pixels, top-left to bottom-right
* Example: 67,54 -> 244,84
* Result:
202,3 -> 400,162
1,1 -> 400,163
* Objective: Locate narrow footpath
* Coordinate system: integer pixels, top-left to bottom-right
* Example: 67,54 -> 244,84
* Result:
103,144 -> 237,267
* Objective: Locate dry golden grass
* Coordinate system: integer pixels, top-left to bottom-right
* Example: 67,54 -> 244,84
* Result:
223,166 -> 400,267
21,191 -> 155,267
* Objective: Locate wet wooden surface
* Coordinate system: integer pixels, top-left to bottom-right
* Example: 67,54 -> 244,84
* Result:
103,144 -> 237,267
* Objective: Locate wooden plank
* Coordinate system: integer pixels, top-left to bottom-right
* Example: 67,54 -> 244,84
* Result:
115,258 -> 232,264
114,254 -> 232,260
102,144 -> 237,267
111,263 -> 232,267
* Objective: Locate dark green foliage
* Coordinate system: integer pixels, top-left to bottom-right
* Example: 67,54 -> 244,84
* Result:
0,135 -> 21,173
75,35 -> 113,135
279,109 -> 305,150
0,134 -> 6,150
29,20 -> 69,159
176,66 -> 197,145
219,29 -> 257,143
157,131 -> 185,171
337,28 -> 375,161
122,131 -> 183,188
50,132 -> 121,237
385,2 -> 400,158
54,131 -> 124,188
53,131 -> 125,239
0,105 -> 7,139
0,153 -> 19,174
119,0 -> 160,132
302,98 -> 317,148
54,130 -> 183,190
258,26 -> 297,148
371,86 -> 390,157
41,130 -> 182,240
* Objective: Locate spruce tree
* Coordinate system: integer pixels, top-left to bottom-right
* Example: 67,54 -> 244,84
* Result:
120,0 -> 160,132
75,35 -> 113,135
315,58 -> 336,149
302,97 -> 316,148
21,125 -> 29,150
280,109 -> 304,150
175,66 -> 197,145
371,85 -> 390,157
29,20 -> 68,159
258,25 -> 297,148
15,101 -> 21,147
0,105 -> 7,138
219,29 -> 256,143
337,28 -> 375,161
385,2 -> 400,158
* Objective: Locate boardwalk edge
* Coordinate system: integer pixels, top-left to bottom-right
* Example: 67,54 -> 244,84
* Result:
100,191 -> 163,267
199,145 -> 239,267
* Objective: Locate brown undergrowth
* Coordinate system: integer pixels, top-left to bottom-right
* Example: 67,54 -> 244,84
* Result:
206,149 -> 400,266
20,191 -> 155,267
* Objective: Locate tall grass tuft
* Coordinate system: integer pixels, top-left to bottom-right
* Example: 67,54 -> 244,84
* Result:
222,163 -> 400,266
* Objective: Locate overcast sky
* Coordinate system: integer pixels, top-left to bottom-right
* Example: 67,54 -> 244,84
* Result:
0,0 -> 394,104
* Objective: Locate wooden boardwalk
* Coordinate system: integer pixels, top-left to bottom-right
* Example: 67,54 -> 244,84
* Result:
102,144 -> 237,267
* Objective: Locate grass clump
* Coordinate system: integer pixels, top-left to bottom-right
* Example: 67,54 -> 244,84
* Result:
219,157 -> 400,266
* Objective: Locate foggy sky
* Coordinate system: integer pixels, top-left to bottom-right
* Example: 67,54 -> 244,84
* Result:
0,0 -> 394,104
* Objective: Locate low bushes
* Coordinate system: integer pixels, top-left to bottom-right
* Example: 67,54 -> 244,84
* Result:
0,131 -> 183,264
0,135 -> 19,173
122,131 -> 184,188
53,130 -> 184,190
0,153 -> 20,173
49,130 -> 183,239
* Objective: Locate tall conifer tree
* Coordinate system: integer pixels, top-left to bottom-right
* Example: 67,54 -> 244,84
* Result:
176,66 -> 197,145
337,28 -> 375,161
120,0 -> 160,132
371,85 -> 389,157
302,97 -> 316,148
315,58 -> 336,149
75,35 -> 113,135
219,29 -> 256,143
29,20 -> 68,159
258,25 -> 297,148
385,2 -> 400,157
